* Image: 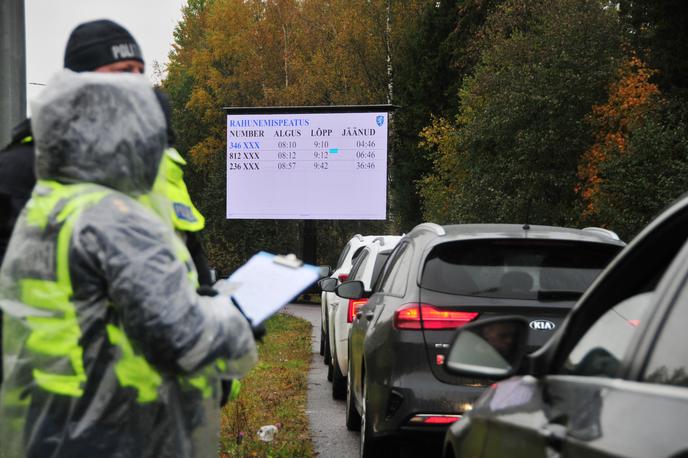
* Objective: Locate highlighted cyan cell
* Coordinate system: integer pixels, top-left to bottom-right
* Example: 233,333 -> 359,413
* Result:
329,148 -> 339,154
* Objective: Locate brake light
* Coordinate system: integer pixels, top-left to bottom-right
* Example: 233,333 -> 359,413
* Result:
424,416 -> 460,425
394,303 -> 422,329
422,306 -> 479,330
338,273 -> 349,282
394,303 -> 479,330
408,414 -> 461,425
347,298 -> 368,323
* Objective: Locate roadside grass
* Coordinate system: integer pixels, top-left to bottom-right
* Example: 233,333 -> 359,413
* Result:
219,312 -> 314,457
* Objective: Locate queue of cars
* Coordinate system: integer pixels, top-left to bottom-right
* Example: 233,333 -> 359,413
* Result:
318,220 -> 629,457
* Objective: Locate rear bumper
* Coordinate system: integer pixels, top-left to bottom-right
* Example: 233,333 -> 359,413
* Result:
366,366 -> 486,440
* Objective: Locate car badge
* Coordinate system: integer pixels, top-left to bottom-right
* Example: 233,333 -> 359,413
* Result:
529,319 -> 556,331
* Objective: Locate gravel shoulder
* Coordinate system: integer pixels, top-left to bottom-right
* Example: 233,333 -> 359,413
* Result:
283,303 -> 359,458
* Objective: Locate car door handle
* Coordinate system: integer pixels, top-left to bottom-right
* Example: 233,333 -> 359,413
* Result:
365,312 -> 374,321
538,423 -> 567,450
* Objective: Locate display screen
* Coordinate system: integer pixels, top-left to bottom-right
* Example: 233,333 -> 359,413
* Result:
226,111 -> 388,219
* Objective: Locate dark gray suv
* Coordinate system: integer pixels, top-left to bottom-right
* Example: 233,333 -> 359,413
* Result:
442,196 -> 688,458
346,223 -> 624,457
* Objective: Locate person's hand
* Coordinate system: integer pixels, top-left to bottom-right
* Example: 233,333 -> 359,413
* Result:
198,286 -> 266,341
230,296 -> 267,342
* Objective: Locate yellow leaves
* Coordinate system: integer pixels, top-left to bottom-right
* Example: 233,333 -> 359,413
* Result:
578,55 -> 662,218
189,135 -> 224,168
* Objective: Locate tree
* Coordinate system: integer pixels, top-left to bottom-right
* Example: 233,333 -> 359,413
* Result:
391,0 -> 499,230
419,0 -> 624,226
578,57 -> 688,239
619,0 -> 688,93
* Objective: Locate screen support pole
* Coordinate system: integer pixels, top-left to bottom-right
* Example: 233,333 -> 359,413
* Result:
301,220 -> 317,265
0,0 -> 26,147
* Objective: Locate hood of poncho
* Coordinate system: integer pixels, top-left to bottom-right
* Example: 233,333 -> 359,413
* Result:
31,70 -> 166,195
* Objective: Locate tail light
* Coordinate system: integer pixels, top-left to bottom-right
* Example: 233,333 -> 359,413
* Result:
338,273 -> 349,282
394,303 -> 479,330
347,298 -> 368,323
408,414 -> 461,425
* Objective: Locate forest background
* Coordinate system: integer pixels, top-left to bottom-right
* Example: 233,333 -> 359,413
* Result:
162,0 -> 688,274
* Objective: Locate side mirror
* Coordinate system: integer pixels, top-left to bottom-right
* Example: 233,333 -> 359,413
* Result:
318,277 -> 338,292
318,265 -> 332,278
336,280 -> 365,299
444,317 -> 529,379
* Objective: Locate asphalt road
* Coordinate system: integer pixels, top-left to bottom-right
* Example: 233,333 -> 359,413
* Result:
283,303 -> 360,458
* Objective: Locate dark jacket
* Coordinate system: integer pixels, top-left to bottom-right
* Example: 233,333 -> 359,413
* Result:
0,120 -> 35,386
0,119 -> 35,264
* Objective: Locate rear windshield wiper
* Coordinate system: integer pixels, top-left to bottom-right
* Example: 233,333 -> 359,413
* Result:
537,290 -> 583,301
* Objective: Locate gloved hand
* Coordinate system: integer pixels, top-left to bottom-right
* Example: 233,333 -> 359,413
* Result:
230,296 -> 267,342
197,285 -> 218,297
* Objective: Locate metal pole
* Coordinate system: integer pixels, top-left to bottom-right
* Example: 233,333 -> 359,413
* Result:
0,0 -> 27,147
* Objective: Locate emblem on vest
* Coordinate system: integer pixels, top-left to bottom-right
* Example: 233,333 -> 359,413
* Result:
111,43 -> 138,60
173,203 -> 197,222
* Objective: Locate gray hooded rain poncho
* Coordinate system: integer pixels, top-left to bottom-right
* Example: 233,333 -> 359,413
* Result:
0,71 -> 257,458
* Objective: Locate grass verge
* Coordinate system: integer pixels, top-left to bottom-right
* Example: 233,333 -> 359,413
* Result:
219,312 -> 314,457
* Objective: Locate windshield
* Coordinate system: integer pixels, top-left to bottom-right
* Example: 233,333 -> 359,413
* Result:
421,239 -> 621,300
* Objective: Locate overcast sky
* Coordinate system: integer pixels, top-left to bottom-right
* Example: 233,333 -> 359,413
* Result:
26,0 -> 186,110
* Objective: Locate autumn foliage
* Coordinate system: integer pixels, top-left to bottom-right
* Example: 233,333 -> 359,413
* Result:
577,57 -> 661,220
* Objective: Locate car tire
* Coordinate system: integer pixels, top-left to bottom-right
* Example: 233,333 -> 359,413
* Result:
345,357 -> 361,431
360,376 -> 397,458
324,328 -> 331,366
320,328 -> 325,356
332,351 -> 346,400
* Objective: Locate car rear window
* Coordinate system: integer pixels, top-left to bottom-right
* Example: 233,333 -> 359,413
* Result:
421,239 -> 621,300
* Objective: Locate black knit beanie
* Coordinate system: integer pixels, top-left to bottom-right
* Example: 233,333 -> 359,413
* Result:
64,20 -> 144,72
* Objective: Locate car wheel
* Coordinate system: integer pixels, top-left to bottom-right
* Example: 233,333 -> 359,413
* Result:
325,336 -> 333,381
360,376 -> 397,458
332,352 -> 346,400
345,357 -> 361,431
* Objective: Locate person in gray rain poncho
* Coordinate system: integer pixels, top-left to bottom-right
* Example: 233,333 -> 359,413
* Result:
0,70 -> 257,458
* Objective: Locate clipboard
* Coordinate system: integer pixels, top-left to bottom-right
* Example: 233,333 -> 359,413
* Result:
214,251 -> 320,325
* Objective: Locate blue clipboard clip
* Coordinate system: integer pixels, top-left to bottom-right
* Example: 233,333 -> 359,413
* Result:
273,253 -> 303,269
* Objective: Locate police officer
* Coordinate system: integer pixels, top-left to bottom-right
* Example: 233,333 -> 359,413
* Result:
0,70 -> 256,458
61,19 -> 213,286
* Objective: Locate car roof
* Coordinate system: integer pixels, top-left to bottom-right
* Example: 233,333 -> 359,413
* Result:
407,223 -> 625,247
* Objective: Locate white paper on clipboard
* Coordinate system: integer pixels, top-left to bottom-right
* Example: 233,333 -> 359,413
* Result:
215,251 -> 320,325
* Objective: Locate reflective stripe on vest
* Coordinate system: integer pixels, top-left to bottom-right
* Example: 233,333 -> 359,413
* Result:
152,148 -> 205,232
22,183 -> 109,397
106,325 -> 162,403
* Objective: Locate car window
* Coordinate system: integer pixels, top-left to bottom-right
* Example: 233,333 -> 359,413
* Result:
643,280 -> 688,387
421,240 -> 620,300
335,243 -> 351,270
350,246 -> 367,268
350,250 -> 370,282
561,292 -> 653,377
380,244 -> 412,297
370,251 -> 392,290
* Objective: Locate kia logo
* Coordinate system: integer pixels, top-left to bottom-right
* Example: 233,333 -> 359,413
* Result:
529,319 -> 556,331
